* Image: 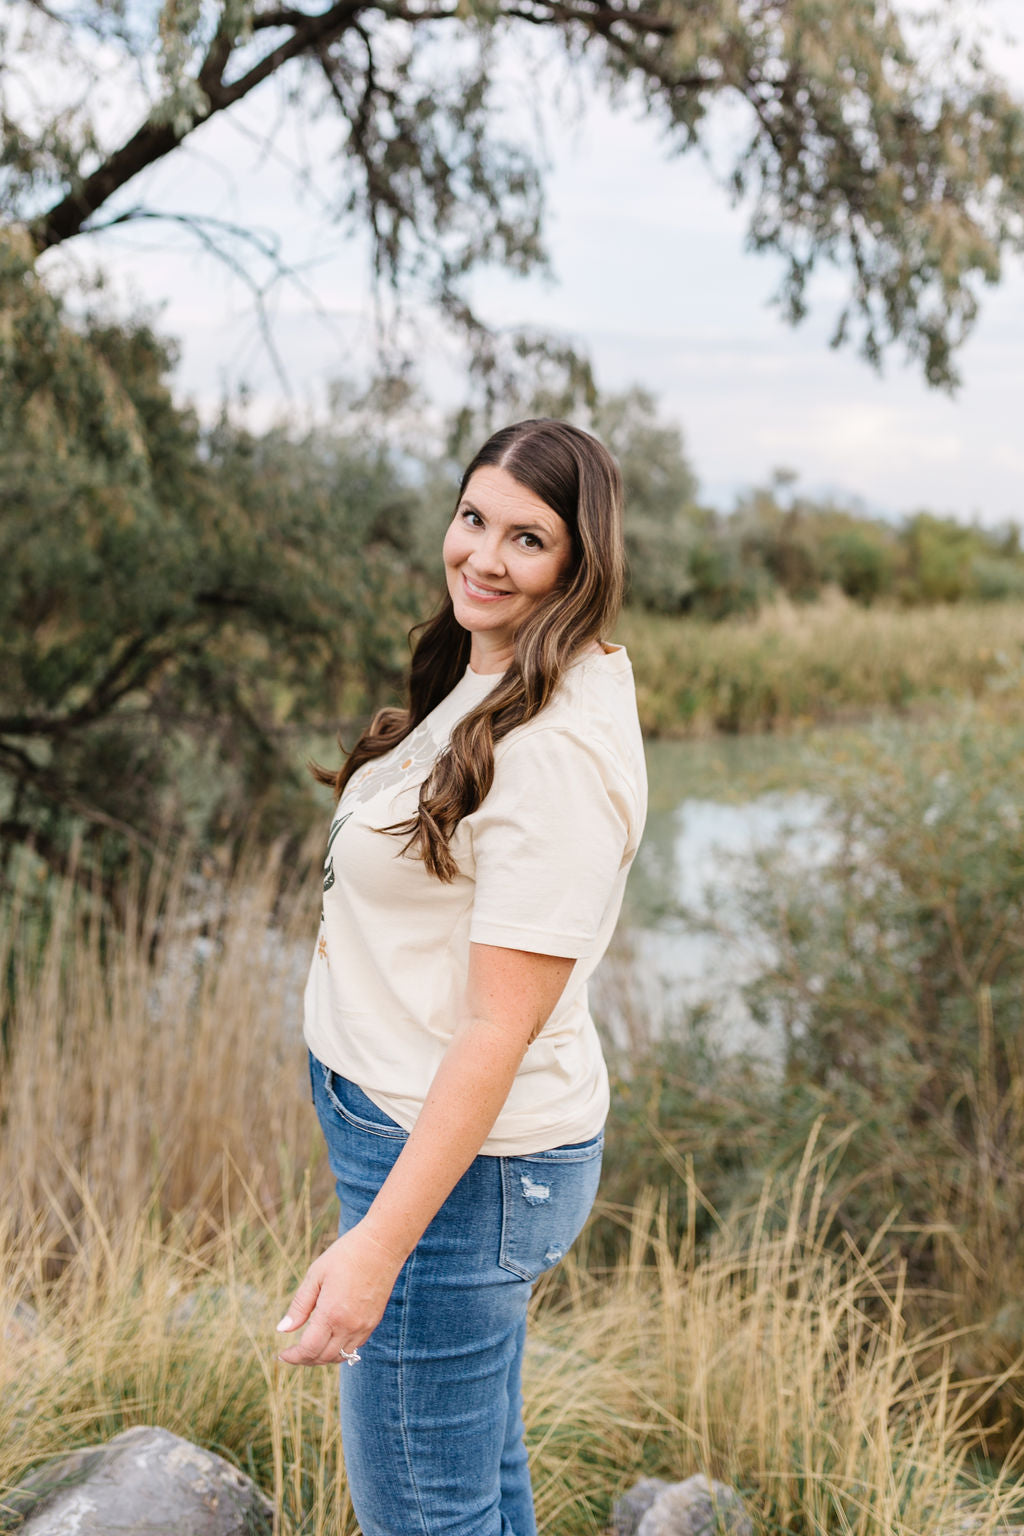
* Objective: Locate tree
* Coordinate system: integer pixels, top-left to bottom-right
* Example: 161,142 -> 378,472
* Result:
0,230 -> 424,895
900,510 -> 1002,604
594,387 -> 705,613
3,0 -> 1024,386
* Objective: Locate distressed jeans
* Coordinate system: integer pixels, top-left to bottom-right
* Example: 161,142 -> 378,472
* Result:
309,1052 -> 604,1536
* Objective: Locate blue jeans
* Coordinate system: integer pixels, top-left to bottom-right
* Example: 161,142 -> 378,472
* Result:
309,1052 -> 604,1536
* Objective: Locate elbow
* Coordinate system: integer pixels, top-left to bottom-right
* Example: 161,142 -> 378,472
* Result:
457,1009 -> 539,1061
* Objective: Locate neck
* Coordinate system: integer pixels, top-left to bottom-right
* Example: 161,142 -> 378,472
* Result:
468,635 -> 607,676
468,635 -> 516,675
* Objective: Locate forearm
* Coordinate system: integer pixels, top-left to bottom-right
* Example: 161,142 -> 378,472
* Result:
358,941 -> 575,1262
358,1013 -> 529,1263
276,1027 -> 515,1365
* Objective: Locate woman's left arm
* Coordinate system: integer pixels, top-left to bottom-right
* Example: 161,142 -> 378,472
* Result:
276,942 -> 574,1366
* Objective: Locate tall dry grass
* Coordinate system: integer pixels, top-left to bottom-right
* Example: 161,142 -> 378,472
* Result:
3,854 -> 1023,1531
617,595 -> 1024,735
0,838 -> 329,1250
3,1145 -> 1023,1536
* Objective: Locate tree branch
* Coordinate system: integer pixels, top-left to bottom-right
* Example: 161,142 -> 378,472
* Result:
0,632 -> 173,737
487,0 -> 678,38
0,741 -> 158,850
31,0 -> 369,251
89,208 -> 298,391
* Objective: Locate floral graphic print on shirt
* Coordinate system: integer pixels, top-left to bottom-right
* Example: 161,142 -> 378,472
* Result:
343,720 -> 442,808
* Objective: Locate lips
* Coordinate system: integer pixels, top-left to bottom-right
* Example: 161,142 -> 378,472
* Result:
462,573 -> 512,600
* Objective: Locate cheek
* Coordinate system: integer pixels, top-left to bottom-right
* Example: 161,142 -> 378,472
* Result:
513,562 -> 558,603
533,548 -> 574,598
442,524 -> 463,569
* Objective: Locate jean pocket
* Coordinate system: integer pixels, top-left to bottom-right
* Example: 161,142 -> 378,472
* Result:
498,1133 -> 604,1282
317,1060 -> 409,1141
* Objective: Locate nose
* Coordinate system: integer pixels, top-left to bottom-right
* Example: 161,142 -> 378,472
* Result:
470,529 -> 507,577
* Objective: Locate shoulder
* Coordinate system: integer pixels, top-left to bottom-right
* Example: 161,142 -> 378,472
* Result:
492,646 -> 647,828
498,645 -> 642,765
554,642 -> 641,733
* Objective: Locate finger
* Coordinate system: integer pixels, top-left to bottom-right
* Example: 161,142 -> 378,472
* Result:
275,1267 -> 323,1334
277,1311 -> 338,1366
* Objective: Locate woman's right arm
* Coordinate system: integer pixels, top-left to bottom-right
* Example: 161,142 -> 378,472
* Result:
276,942 -> 574,1366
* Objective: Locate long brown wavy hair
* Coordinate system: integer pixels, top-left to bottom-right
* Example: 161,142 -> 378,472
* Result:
310,418 -> 626,880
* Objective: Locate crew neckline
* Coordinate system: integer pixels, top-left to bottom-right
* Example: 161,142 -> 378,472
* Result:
465,662 -> 502,682
465,643 -> 628,683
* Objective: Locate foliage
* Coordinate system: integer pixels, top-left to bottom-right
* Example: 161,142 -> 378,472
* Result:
593,388 -> 705,615
744,716 -> 1024,1231
603,712 -> 1024,1446
0,838 -> 326,1234
898,511 -> 1023,605
0,240 -> 423,891
715,481 -> 1024,615
4,0 -> 1024,383
5,249 -> 1024,886
755,716 -> 1024,1439
545,439 -> 1024,621
616,596 -> 1024,736
2,860 -> 1022,1532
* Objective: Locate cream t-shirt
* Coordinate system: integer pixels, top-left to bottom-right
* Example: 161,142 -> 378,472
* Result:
302,644 -> 647,1154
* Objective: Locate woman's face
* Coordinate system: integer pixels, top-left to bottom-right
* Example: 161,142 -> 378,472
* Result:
443,465 -> 575,672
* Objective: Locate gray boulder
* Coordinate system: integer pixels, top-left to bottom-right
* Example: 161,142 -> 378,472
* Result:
169,1284 -> 267,1332
2,1300 -> 66,1374
611,1478 -> 672,1535
3,1298 -> 41,1345
636,1475 -> 753,1536
8,1424 -> 274,1536
2,1301 -> 68,1427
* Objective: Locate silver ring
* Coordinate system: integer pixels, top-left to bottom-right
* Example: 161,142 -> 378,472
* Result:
339,1346 -> 361,1365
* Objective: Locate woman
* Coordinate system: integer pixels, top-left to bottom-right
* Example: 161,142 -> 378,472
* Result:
276,418 -> 647,1536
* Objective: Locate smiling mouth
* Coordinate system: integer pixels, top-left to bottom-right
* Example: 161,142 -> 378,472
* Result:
462,574 -> 512,600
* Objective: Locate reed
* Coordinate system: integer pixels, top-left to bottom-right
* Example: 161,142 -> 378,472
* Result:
3,834 -> 1023,1530
2,1153 -> 1021,1536
616,595 -> 1024,736
594,708 -> 1024,1457
0,836 -> 330,1253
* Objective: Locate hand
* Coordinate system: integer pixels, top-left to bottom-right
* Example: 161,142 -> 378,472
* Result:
275,1222 -> 405,1367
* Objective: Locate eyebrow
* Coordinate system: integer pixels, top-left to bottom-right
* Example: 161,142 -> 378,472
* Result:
459,500 -> 556,536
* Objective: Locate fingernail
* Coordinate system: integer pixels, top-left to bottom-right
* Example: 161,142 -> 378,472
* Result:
275,1315 -> 294,1332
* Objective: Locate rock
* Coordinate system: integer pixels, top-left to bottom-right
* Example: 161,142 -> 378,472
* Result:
2,1298 -> 68,1376
611,1477 -> 672,1535
9,1424 -> 274,1536
636,1475 -> 753,1536
4,1298 -> 41,1343
170,1283 -> 267,1331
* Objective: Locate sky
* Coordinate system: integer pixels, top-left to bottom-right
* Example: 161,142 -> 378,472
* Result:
38,0 -> 1024,525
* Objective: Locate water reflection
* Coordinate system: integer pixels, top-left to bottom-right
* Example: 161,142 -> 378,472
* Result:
596,737 -> 838,1061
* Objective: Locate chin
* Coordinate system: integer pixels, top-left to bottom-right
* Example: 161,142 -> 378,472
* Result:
456,611 -> 502,635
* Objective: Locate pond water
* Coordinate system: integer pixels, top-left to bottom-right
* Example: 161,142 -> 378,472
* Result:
593,734 -> 841,1062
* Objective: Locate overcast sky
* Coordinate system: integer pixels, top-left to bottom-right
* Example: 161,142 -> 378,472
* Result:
40,0 -> 1024,525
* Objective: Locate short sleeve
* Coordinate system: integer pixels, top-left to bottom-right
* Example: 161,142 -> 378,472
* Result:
466,727 -> 636,958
